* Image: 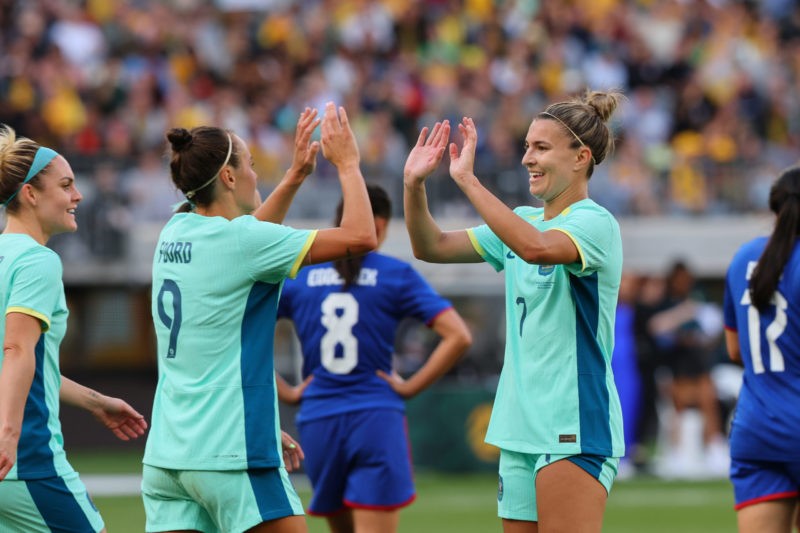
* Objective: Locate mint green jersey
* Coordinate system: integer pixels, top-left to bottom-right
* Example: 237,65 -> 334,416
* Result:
467,200 -> 624,457
143,213 -> 315,471
0,234 -> 71,480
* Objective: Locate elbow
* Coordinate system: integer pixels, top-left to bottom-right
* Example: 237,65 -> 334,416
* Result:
348,230 -> 378,256
454,328 -> 473,357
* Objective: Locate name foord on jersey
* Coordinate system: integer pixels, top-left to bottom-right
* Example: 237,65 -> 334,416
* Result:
158,240 -> 192,263
307,267 -> 378,287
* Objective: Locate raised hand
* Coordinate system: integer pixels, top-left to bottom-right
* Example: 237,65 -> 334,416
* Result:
403,120 -> 451,187
288,107 -> 321,180
91,396 -> 148,441
319,102 -> 359,169
449,117 -> 479,186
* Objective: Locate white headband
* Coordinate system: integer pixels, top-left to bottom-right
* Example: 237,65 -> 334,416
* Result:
185,133 -> 233,200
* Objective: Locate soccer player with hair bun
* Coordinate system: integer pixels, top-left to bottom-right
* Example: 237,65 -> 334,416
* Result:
141,102 -> 376,533
403,90 -> 625,532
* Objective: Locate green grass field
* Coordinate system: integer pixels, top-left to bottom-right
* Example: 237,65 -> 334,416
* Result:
73,452 -> 737,532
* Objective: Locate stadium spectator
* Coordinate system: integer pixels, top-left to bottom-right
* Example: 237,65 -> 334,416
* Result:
2,0 -> 800,231
723,165 -> 800,533
648,260 -> 728,478
0,124 -> 147,532
141,103 -> 377,533
276,183 -> 472,533
403,90 -> 624,532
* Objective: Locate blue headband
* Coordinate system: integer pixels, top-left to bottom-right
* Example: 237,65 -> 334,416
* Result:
3,147 -> 59,207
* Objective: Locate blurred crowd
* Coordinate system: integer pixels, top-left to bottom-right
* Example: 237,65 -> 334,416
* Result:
2,0 -> 800,257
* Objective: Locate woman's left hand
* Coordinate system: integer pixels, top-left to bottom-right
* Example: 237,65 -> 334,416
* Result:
92,397 -> 148,441
288,107 -> 321,180
449,117 -> 479,187
281,431 -> 304,472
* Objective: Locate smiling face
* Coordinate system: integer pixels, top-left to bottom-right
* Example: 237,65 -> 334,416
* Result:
521,118 -> 590,207
33,155 -> 82,237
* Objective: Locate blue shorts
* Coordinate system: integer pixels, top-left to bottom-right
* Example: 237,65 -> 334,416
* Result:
297,409 -> 415,515
730,457 -> 800,510
497,450 -> 618,522
0,471 -> 104,533
142,465 -> 304,532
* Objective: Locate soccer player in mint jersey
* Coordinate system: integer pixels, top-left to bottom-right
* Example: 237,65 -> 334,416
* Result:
142,103 -> 376,533
276,184 -> 472,533
0,125 -> 147,533
724,166 -> 800,533
403,90 -> 625,533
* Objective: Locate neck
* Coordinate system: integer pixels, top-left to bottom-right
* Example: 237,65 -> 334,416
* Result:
3,215 -> 49,245
194,196 -> 242,220
542,180 -> 588,220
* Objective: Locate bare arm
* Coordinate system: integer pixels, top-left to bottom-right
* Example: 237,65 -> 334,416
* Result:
448,117 -> 579,265
725,328 -> 742,364
254,107 -> 321,223
60,378 -> 147,441
403,121 -> 482,263
377,308 -> 472,398
302,103 -> 377,265
275,372 -> 312,405
0,313 -> 39,481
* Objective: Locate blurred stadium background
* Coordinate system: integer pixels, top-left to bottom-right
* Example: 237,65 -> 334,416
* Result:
2,0 -> 799,530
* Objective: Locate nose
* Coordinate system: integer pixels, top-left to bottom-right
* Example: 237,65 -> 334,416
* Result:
73,185 -> 83,203
521,148 -> 534,167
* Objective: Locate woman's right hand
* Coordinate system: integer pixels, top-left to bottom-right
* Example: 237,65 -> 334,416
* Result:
403,120 -> 450,187
0,433 -> 17,481
319,102 -> 359,170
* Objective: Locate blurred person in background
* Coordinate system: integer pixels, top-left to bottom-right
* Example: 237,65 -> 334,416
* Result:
403,90 -> 625,533
723,165 -> 800,533
648,260 -> 728,478
276,183 -> 472,533
141,104 -> 376,533
611,271 -> 643,478
0,124 -> 147,533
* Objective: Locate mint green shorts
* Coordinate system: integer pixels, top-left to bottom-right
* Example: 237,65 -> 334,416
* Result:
0,471 -> 104,532
142,465 -> 304,533
497,450 -> 619,522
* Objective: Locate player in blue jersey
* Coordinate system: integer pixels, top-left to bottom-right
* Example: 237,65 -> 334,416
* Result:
0,125 -> 148,533
403,90 -> 625,533
723,166 -> 800,533
275,183 -> 472,533
142,103 -> 377,533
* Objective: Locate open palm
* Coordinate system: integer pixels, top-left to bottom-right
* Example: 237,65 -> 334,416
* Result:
404,121 -> 450,184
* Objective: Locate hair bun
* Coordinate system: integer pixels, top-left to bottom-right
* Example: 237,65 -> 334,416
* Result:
166,128 -> 193,152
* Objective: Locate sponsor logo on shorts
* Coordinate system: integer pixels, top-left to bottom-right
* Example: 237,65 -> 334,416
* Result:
498,475 -> 504,501
559,434 -> 577,443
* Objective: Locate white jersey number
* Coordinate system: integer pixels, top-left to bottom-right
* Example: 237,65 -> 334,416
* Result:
320,293 -> 359,374
741,271 -> 787,374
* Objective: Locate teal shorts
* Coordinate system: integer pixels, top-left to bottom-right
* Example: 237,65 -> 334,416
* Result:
142,464 -> 304,533
0,471 -> 104,533
497,450 -> 619,522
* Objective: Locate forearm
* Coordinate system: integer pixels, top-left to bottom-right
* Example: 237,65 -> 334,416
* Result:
456,176 -> 549,259
336,163 -> 376,249
0,349 -> 35,440
403,309 -> 472,396
253,169 -> 305,223
59,376 -> 104,413
403,338 -> 468,397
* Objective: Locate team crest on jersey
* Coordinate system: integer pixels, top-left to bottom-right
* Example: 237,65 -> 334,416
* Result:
498,475 -> 504,501
538,265 -> 555,276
